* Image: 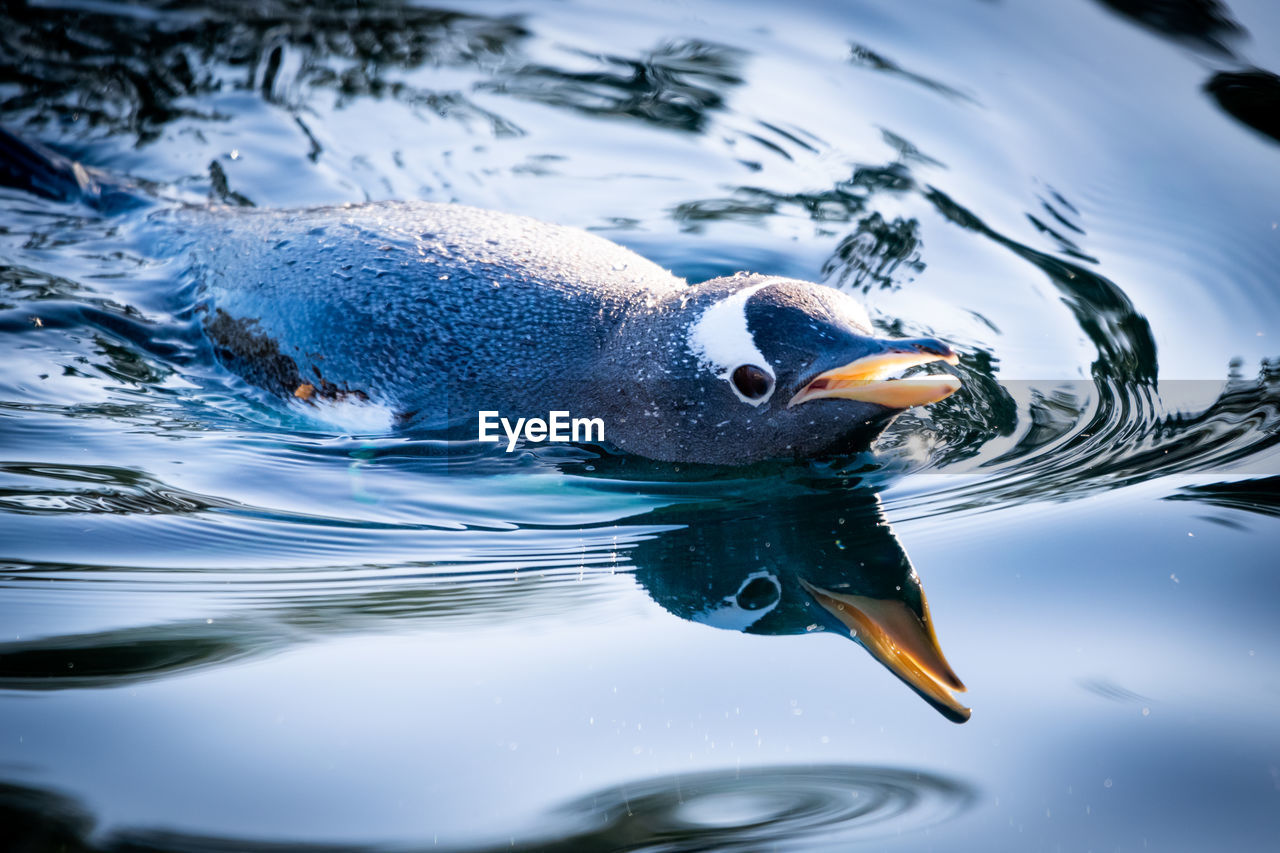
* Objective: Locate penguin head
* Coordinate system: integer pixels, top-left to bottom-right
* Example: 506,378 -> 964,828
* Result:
593,274 -> 960,465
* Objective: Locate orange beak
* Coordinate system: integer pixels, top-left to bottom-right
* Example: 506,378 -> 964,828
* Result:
788,346 -> 961,410
801,578 -> 970,723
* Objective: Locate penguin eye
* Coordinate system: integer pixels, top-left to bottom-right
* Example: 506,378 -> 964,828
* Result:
731,364 -> 773,400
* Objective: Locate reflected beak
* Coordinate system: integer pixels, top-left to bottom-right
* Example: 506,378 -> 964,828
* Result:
787,338 -> 961,410
801,578 -> 970,723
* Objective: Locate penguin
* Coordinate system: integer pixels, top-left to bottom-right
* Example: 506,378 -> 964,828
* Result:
1,128 -> 961,464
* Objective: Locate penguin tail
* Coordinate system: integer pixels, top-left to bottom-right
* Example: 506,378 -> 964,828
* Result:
0,125 -> 147,213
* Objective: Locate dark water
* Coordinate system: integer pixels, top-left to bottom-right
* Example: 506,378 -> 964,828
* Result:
2,0 -> 1280,849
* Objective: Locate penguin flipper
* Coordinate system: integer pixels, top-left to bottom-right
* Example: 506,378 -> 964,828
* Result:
0,126 -> 146,213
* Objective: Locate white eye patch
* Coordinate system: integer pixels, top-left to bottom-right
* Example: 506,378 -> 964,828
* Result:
687,282 -> 775,406
693,570 -> 782,631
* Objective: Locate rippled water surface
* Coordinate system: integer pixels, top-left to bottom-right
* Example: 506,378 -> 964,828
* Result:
2,0 -> 1280,849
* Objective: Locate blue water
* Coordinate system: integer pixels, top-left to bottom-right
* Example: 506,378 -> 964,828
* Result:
2,0 -> 1280,849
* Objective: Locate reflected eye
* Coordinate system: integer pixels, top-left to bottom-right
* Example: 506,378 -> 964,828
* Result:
731,364 -> 773,400
737,575 -> 781,610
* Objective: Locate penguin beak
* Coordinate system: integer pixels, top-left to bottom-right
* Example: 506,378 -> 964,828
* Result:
787,338 -> 961,410
800,579 -> 970,723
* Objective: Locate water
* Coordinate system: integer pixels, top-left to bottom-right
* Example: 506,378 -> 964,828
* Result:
2,0 -> 1279,849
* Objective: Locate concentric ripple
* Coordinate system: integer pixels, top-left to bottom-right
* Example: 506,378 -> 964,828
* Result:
508,764 -> 976,852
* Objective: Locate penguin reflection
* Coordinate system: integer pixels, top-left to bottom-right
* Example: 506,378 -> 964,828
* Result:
0,469 -> 968,721
625,486 -> 969,722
